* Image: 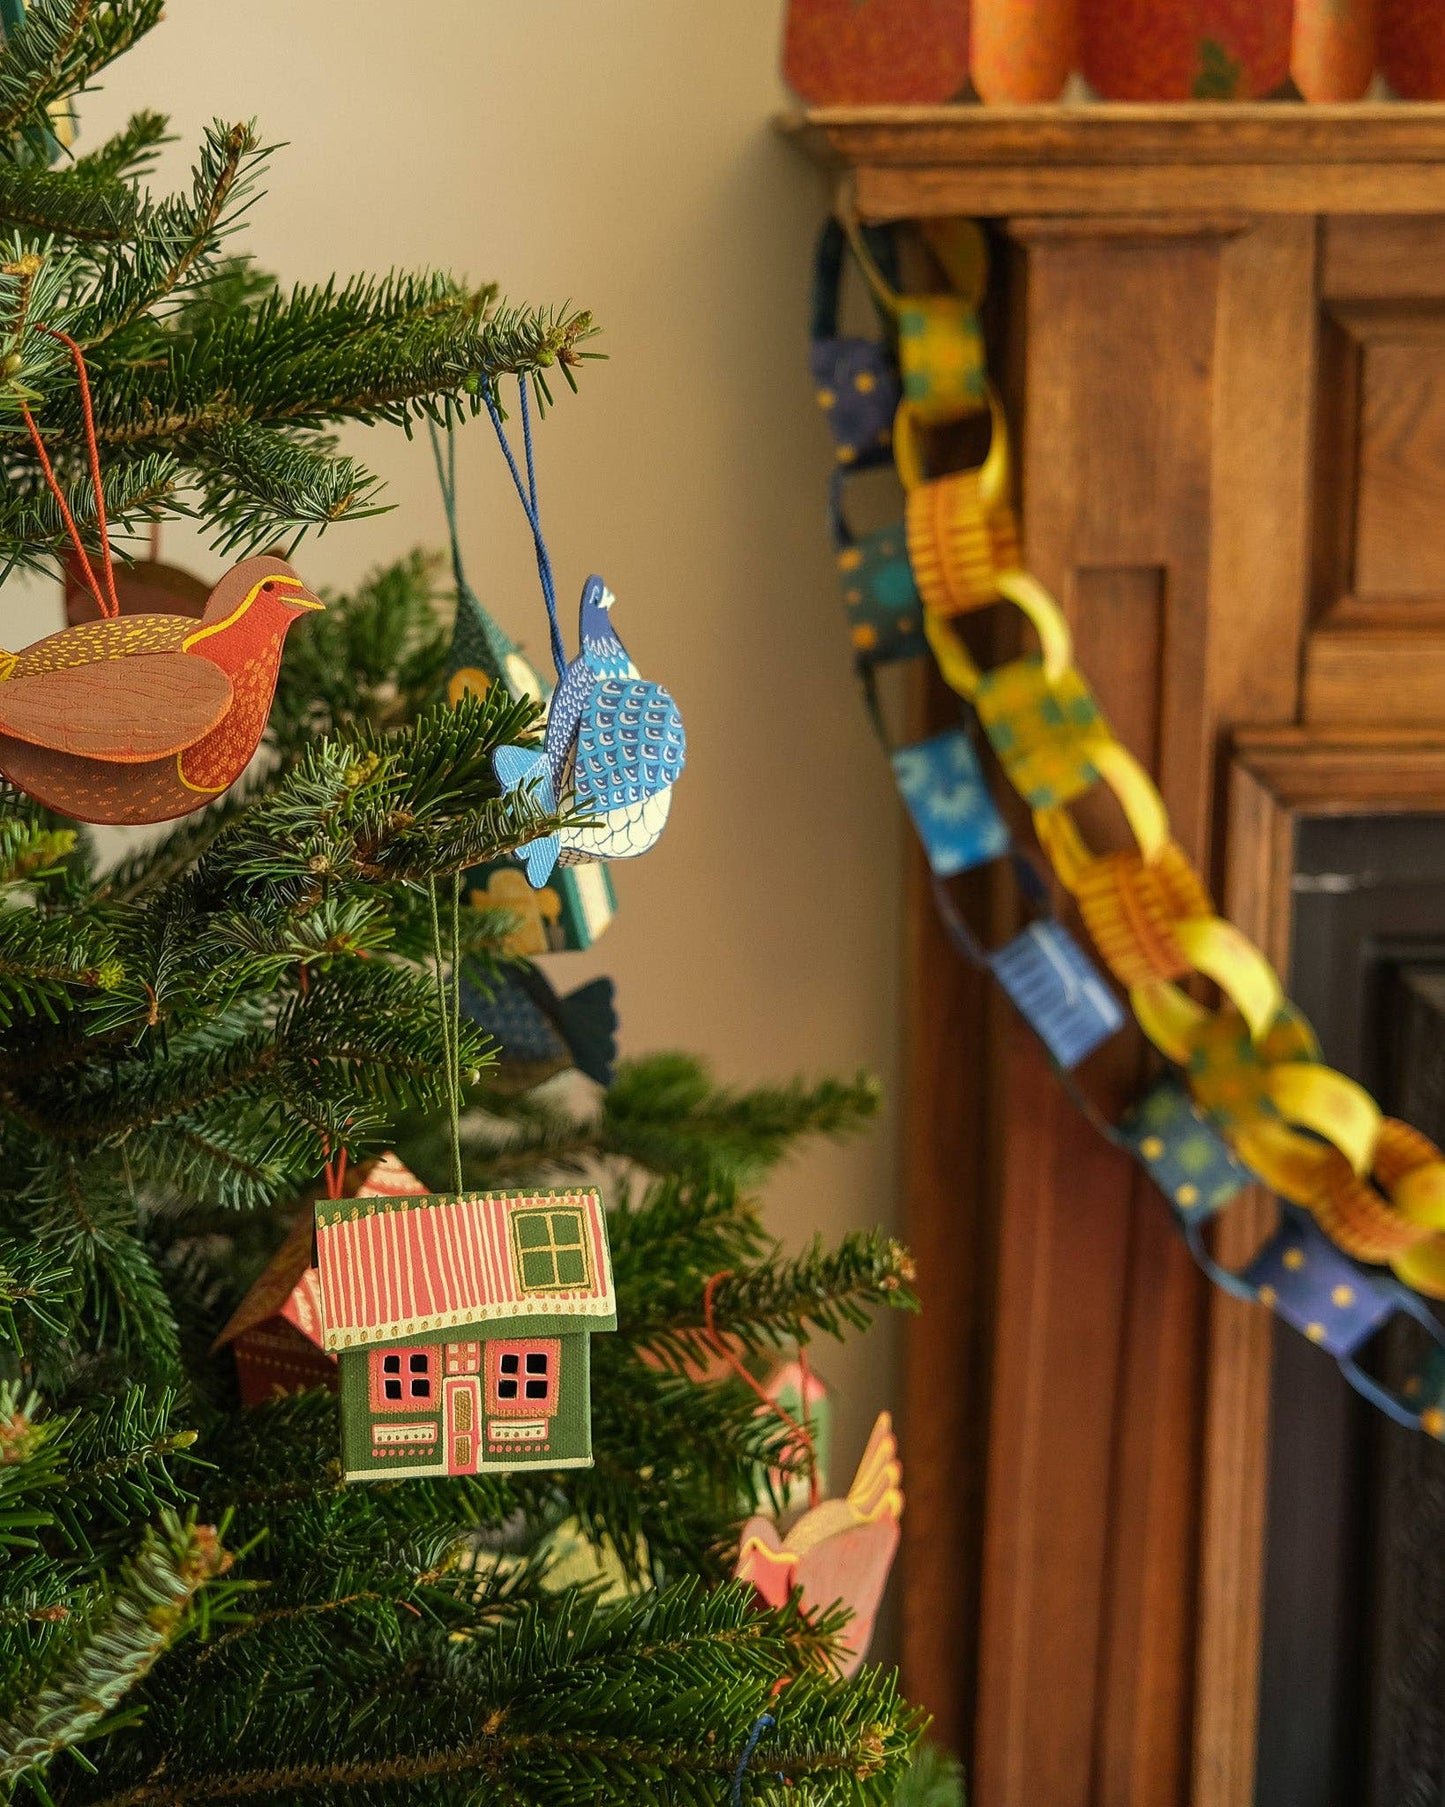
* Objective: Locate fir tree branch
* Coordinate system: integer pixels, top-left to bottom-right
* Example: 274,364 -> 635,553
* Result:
0,1514 -> 229,1788
0,162 -> 139,240
78,120 -> 266,341
69,110 -> 168,185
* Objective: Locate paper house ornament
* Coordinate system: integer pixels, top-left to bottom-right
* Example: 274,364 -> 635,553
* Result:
468,862 -> 616,957
736,1410 -> 902,1679
1119,1080 -> 1255,1222
990,920 -> 1125,1069
315,1187 -> 616,1481
449,588 -> 615,951
213,1152 -> 427,1408
892,731 -> 1010,879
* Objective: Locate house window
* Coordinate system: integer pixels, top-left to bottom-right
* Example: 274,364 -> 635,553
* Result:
445,1342 -> 481,1376
487,1338 -> 561,1416
510,1207 -> 592,1294
369,1345 -> 437,1413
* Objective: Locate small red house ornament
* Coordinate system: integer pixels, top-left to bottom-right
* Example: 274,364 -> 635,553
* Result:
214,1152 -> 428,1408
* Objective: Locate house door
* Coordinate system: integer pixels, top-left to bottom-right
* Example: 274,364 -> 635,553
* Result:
444,1377 -> 480,1475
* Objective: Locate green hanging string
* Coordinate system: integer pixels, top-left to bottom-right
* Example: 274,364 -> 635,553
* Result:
427,874 -> 465,1196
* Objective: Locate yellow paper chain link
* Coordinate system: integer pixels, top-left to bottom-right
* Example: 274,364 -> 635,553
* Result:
906,370 -> 1445,1294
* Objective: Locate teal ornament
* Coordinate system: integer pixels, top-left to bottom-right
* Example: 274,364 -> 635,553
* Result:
891,730 -> 1009,878
1408,1346 -> 1445,1440
1119,1080 -> 1254,1222
990,921 -> 1124,1070
831,474 -> 924,666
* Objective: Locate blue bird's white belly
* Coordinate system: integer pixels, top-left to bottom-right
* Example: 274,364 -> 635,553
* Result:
559,786 -> 673,863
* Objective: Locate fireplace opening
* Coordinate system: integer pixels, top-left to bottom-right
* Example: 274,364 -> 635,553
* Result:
1256,812 -> 1445,1807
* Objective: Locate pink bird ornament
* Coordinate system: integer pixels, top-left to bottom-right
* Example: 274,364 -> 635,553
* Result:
735,1410 -> 903,1678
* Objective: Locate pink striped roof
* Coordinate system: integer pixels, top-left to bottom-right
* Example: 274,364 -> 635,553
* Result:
314,1188 -> 614,1350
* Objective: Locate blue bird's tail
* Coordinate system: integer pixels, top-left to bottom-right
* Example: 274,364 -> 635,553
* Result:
491,743 -> 561,888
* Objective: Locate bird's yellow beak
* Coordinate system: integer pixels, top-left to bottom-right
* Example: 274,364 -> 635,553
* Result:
273,577 -> 324,611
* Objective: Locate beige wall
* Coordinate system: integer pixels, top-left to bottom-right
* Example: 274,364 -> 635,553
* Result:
40,3 -> 904,1487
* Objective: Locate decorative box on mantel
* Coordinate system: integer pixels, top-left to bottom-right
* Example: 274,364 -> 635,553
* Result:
783,103 -> 1445,1807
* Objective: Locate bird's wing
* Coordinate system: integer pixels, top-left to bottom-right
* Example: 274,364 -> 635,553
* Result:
0,654 -> 233,761
573,679 -> 686,812
10,613 -> 192,676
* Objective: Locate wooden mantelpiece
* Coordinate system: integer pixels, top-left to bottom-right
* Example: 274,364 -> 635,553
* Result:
780,103 -> 1445,218
786,110 -> 1445,1807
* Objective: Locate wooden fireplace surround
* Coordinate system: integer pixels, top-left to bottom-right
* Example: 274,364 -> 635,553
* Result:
783,105 -> 1445,1807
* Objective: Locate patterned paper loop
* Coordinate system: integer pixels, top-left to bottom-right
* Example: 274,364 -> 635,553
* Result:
812,205 -> 1445,1439
897,293 -> 989,426
895,384 -> 1011,497
905,467 -> 1022,618
1067,839 -> 1212,987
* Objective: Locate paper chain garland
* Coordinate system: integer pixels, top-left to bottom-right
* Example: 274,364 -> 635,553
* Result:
817,215 -> 1445,1442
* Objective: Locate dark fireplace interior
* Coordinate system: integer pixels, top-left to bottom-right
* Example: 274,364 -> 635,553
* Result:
1256,813 -> 1445,1807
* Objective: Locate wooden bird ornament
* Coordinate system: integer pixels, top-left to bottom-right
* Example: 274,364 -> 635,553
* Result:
0,555 -> 322,824
735,1409 -> 903,1678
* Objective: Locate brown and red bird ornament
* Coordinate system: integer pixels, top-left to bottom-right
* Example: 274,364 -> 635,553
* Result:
0,326 -> 323,824
0,555 -> 322,824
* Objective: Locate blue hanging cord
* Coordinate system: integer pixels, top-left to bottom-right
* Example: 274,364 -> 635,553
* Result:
729,1712 -> 776,1807
482,378 -> 567,681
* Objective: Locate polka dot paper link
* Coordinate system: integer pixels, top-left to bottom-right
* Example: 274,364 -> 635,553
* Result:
809,214 -> 1445,1442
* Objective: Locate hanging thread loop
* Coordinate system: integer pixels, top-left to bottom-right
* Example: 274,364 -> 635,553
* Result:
18,325 -> 121,619
482,377 -> 566,680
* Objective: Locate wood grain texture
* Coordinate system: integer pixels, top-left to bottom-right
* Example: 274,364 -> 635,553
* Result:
899,655 -> 1000,1759
1322,214 -> 1445,301
779,103 -> 1445,217
973,223 -> 1228,1807
0,653 -> 231,758
1304,607 -> 1445,725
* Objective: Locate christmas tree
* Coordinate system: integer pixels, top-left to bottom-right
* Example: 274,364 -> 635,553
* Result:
0,6 -> 935,1802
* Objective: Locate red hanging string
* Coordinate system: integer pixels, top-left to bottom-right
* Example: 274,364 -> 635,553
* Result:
702,1271 -> 820,1511
18,325 -> 120,619
321,1139 -> 348,1201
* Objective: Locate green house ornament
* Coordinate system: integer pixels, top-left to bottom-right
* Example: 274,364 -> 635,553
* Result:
448,588 -> 616,951
315,1186 -> 616,1482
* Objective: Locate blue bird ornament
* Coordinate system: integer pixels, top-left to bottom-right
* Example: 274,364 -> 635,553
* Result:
493,575 -> 685,888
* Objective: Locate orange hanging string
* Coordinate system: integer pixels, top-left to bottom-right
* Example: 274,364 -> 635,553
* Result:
17,325 -> 120,619
702,1271 -> 820,1511
321,1139 -> 348,1201
19,400 -> 106,617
